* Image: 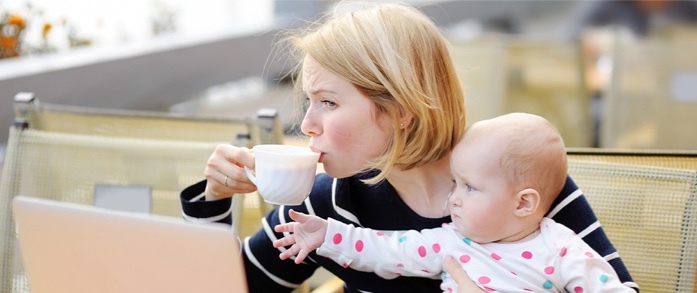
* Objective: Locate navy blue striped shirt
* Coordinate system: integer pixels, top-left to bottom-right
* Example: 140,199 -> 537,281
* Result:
181,173 -> 638,292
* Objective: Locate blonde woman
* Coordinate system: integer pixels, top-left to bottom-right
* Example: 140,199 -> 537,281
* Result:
180,2 -> 635,292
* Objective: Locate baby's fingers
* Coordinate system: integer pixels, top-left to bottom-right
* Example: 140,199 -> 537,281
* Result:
279,244 -> 302,260
294,249 -> 309,264
274,223 -> 294,233
273,236 -> 297,248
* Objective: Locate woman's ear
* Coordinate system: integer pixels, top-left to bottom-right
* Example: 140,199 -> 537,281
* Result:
514,188 -> 540,217
399,110 -> 414,129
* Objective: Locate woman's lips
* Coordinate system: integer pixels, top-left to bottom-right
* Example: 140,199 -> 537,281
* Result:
309,146 -> 325,162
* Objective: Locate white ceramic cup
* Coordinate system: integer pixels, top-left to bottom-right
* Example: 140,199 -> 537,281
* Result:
244,144 -> 320,205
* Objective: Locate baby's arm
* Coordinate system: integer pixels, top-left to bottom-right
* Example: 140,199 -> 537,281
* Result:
275,210 -> 447,279
558,232 -> 635,292
273,209 -> 328,264
316,218 -> 446,279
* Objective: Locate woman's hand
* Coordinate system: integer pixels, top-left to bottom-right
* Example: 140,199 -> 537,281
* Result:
273,209 -> 328,264
444,255 -> 485,293
203,144 -> 258,200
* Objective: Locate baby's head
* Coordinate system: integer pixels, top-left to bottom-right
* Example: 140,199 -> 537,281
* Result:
448,113 -> 567,243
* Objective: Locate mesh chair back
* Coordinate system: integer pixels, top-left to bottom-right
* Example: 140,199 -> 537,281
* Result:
567,148 -> 697,292
13,93 -> 268,143
1,94 -> 284,293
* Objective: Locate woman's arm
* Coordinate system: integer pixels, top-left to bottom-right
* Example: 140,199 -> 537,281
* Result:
180,180 -> 233,224
179,179 -> 325,292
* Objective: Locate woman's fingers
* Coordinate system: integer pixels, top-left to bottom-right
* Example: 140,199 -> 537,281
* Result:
444,255 -> 468,284
203,144 -> 258,199
444,255 -> 484,292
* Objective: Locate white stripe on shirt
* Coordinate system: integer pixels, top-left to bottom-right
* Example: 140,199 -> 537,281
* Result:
604,251 -> 620,261
331,178 -> 361,225
243,236 -> 301,289
578,220 -> 601,239
304,196 -> 317,216
547,188 -> 583,218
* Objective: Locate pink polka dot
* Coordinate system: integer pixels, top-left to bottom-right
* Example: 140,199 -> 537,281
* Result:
484,286 -> 495,292
521,251 -> 533,259
333,233 -> 342,245
544,266 -> 555,275
355,240 -> 364,252
342,263 -> 348,268
376,231 -> 384,236
559,247 -> 567,257
459,254 -> 471,263
418,246 -> 427,257
574,286 -> 584,293
447,288 -> 453,293
397,263 -> 404,268
585,252 -> 594,258
478,276 -> 491,284
432,243 -> 441,253
421,269 -> 430,273
511,271 -> 517,276
491,253 -> 502,261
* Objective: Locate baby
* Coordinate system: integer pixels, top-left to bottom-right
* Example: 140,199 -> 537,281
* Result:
274,113 -> 631,292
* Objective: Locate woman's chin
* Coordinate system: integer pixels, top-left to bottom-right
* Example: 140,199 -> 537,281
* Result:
322,165 -> 359,179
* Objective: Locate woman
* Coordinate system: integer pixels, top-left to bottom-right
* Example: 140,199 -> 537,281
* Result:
181,2 -> 635,292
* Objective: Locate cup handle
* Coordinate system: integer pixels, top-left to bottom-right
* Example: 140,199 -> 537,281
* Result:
244,166 -> 257,185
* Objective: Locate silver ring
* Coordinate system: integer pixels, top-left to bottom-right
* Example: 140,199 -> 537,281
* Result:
224,175 -> 229,187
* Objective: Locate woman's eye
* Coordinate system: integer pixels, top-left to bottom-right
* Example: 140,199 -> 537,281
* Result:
321,100 -> 337,107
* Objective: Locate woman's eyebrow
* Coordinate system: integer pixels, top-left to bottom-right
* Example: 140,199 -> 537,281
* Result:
308,89 -> 339,95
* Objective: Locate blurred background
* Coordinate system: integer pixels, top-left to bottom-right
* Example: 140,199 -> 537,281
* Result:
1,0 -> 697,158
1,1 -> 696,292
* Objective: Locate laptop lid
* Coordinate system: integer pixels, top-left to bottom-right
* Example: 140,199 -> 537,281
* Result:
12,195 -> 247,293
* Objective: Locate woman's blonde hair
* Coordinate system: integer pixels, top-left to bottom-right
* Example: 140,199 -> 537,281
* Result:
284,2 -> 466,184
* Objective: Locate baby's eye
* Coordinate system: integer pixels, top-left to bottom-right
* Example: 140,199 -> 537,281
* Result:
465,183 -> 476,192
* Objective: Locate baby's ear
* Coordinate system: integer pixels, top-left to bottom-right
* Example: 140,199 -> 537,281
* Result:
514,188 -> 540,217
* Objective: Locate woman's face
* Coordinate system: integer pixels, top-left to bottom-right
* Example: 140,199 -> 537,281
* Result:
300,56 -> 392,178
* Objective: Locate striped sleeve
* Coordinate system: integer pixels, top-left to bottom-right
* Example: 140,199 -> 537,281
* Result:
180,180 -> 233,225
548,176 -> 639,292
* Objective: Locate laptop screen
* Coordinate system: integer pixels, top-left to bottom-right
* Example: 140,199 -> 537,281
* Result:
12,196 -> 247,293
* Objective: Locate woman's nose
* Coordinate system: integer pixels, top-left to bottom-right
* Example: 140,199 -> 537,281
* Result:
300,107 -> 321,136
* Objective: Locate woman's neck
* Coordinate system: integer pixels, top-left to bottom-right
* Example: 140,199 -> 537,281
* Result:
386,154 -> 453,218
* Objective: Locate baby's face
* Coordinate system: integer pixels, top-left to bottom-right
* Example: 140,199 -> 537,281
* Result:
448,130 -> 519,243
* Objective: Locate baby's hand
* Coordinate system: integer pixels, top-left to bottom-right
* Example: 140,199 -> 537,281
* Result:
273,209 -> 329,264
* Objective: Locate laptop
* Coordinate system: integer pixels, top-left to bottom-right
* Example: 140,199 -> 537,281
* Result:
12,195 -> 248,293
